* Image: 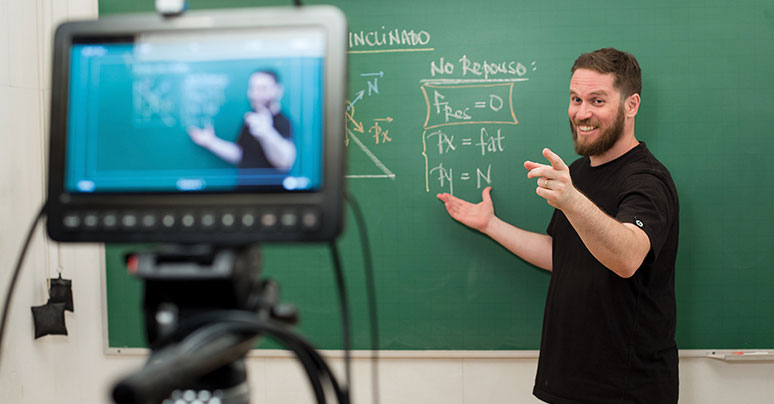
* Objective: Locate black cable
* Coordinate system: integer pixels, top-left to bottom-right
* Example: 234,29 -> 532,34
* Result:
142,304 -> 334,404
344,193 -> 381,404
117,312 -> 346,404
328,241 -> 351,401
180,321 -> 329,404
194,312 -> 345,402
0,203 -> 47,366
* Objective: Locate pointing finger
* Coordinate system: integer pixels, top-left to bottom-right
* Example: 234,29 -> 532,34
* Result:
543,148 -> 568,171
526,166 -> 553,179
524,160 -> 549,171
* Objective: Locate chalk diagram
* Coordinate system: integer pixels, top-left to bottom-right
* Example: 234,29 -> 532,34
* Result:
181,74 -> 229,129
132,74 -> 229,129
345,71 -> 396,180
132,77 -> 177,127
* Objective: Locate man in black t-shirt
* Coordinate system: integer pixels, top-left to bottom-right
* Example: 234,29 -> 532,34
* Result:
187,70 -> 296,171
437,48 -> 679,404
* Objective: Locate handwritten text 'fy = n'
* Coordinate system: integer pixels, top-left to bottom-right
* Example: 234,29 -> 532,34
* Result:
430,163 -> 492,195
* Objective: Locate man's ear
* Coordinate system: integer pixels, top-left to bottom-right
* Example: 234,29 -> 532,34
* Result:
626,93 -> 641,118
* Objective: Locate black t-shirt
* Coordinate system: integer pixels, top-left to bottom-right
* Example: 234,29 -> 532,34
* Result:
533,143 -> 679,404
235,112 -> 292,170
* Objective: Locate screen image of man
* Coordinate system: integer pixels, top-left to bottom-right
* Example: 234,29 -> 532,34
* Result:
187,70 -> 297,171
437,48 -> 679,404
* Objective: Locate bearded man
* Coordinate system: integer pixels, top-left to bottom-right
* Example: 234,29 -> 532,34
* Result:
437,48 -> 680,404
188,70 -> 296,171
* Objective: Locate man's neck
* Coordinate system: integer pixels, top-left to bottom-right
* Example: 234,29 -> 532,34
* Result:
589,133 -> 640,167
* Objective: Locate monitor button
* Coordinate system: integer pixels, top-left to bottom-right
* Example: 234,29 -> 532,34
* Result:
261,212 -> 278,229
102,212 -> 119,230
121,212 -> 139,229
301,210 -> 320,230
241,211 -> 258,228
200,211 -> 217,229
83,213 -> 99,229
180,213 -> 196,229
140,212 -> 158,229
280,211 -> 298,229
221,212 -> 237,229
160,212 -> 177,229
63,213 -> 80,230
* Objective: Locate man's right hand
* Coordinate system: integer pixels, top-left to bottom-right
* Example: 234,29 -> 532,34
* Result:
244,110 -> 274,139
437,186 -> 495,233
187,124 -> 216,147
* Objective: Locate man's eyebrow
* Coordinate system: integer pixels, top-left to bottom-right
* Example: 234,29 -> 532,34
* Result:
569,89 -> 610,97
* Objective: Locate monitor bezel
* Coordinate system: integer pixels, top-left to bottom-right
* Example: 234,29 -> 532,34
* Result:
46,6 -> 347,244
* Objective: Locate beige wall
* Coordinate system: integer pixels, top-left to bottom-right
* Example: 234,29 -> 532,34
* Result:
0,0 -> 772,402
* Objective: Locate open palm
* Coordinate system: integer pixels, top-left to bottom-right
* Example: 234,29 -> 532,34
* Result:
437,187 -> 494,232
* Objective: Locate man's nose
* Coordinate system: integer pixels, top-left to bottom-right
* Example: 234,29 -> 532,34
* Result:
574,102 -> 593,121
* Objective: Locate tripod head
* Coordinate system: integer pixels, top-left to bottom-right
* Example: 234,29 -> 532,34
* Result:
113,244 -> 304,404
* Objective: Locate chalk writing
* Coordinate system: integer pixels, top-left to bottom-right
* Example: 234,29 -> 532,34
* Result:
346,72 -> 392,146
421,83 -> 517,129
181,74 -> 228,129
426,129 -> 456,154
345,72 -> 396,179
430,55 -> 536,80
477,128 -> 504,156
426,127 -> 504,156
429,162 -> 493,195
421,57 -> 534,194
349,27 -> 433,54
133,77 -> 176,127
430,163 -> 454,195
369,118 -> 393,144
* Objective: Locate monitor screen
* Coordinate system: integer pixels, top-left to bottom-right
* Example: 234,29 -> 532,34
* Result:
46,7 -> 347,243
66,29 -> 324,194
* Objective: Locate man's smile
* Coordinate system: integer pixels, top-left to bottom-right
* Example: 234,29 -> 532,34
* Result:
575,122 -> 599,136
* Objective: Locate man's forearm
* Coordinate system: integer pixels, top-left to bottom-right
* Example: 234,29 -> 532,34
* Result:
256,129 -> 296,170
484,217 -> 553,271
561,194 -> 650,278
205,137 -> 242,165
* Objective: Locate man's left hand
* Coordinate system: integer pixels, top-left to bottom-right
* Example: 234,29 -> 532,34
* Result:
525,148 -> 579,210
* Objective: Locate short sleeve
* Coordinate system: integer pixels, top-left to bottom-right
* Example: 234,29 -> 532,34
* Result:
616,172 -> 676,261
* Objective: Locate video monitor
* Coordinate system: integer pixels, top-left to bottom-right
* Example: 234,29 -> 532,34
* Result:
46,6 -> 347,243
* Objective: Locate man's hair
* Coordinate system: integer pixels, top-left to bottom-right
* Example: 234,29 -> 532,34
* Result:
251,69 -> 280,83
571,48 -> 641,98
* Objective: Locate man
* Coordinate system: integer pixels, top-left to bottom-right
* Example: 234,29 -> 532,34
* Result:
437,48 -> 679,404
187,70 -> 296,171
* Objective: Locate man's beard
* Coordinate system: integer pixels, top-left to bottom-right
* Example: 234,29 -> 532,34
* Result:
570,104 -> 625,157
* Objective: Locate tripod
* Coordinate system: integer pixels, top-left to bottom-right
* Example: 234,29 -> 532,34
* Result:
111,244 -> 344,404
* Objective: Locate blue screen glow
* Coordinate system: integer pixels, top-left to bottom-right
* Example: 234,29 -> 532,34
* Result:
65,29 -> 325,193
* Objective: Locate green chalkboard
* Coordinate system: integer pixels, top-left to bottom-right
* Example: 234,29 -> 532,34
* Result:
102,0 -> 774,350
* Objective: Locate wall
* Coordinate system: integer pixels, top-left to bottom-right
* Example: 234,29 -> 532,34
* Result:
0,0 -> 772,402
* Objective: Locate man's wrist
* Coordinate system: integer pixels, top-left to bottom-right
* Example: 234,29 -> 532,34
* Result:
559,187 -> 587,216
481,215 -> 499,236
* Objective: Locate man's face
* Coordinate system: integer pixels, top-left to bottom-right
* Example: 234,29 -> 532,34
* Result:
568,69 -> 626,157
248,72 -> 281,111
